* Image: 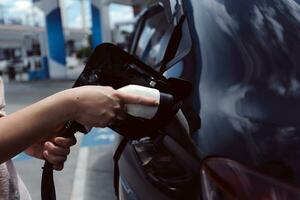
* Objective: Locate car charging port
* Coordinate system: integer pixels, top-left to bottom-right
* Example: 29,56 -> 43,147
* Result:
132,136 -> 198,199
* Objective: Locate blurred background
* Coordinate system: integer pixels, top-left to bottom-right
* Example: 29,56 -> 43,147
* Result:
0,0 -> 154,81
0,0 -> 155,199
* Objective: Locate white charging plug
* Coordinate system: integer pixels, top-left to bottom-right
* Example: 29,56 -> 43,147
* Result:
118,85 -> 160,119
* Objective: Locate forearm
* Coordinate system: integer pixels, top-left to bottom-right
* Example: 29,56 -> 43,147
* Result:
0,85 -> 158,164
0,89 -> 75,163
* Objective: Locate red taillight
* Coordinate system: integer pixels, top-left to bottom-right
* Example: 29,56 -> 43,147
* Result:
201,157 -> 300,200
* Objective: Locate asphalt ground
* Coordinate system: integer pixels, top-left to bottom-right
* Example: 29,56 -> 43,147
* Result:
4,80 -> 117,200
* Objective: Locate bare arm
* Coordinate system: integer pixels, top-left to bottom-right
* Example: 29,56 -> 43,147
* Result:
0,90 -> 75,163
0,86 -> 158,164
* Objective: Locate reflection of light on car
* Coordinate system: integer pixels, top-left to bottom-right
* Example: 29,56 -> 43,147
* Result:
163,62 -> 183,78
202,158 -> 300,200
119,177 -> 139,200
136,26 -> 155,58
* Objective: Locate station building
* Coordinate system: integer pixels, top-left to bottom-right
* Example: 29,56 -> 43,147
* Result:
0,0 -> 155,80
0,24 -> 87,80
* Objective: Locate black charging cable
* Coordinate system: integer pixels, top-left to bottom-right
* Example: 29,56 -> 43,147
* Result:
41,122 -> 87,200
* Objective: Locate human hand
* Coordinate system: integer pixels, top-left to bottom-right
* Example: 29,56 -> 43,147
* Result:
25,136 -> 77,170
69,86 -> 158,128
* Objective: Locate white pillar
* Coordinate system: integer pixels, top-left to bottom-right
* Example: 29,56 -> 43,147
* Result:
91,0 -> 111,49
101,4 -> 112,42
34,0 -> 66,79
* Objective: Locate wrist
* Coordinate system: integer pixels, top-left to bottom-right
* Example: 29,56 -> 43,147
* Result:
54,89 -> 78,122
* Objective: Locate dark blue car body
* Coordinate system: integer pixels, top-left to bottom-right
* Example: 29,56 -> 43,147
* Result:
118,0 -> 300,199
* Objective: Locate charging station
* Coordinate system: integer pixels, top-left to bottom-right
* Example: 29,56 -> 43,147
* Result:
33,0 -> 66,79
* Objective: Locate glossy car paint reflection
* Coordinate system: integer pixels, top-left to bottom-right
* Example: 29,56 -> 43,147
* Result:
189,0 -> 300,187
118,1 -> 201,200
201,158 -> 300,200
118,0 -> 300,199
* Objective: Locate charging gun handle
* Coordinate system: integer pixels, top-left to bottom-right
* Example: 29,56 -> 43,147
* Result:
41,121 -> 87,200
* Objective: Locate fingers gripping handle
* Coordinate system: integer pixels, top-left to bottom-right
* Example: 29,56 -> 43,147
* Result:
58,85 -> 170,138
42,85 -> 171,200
